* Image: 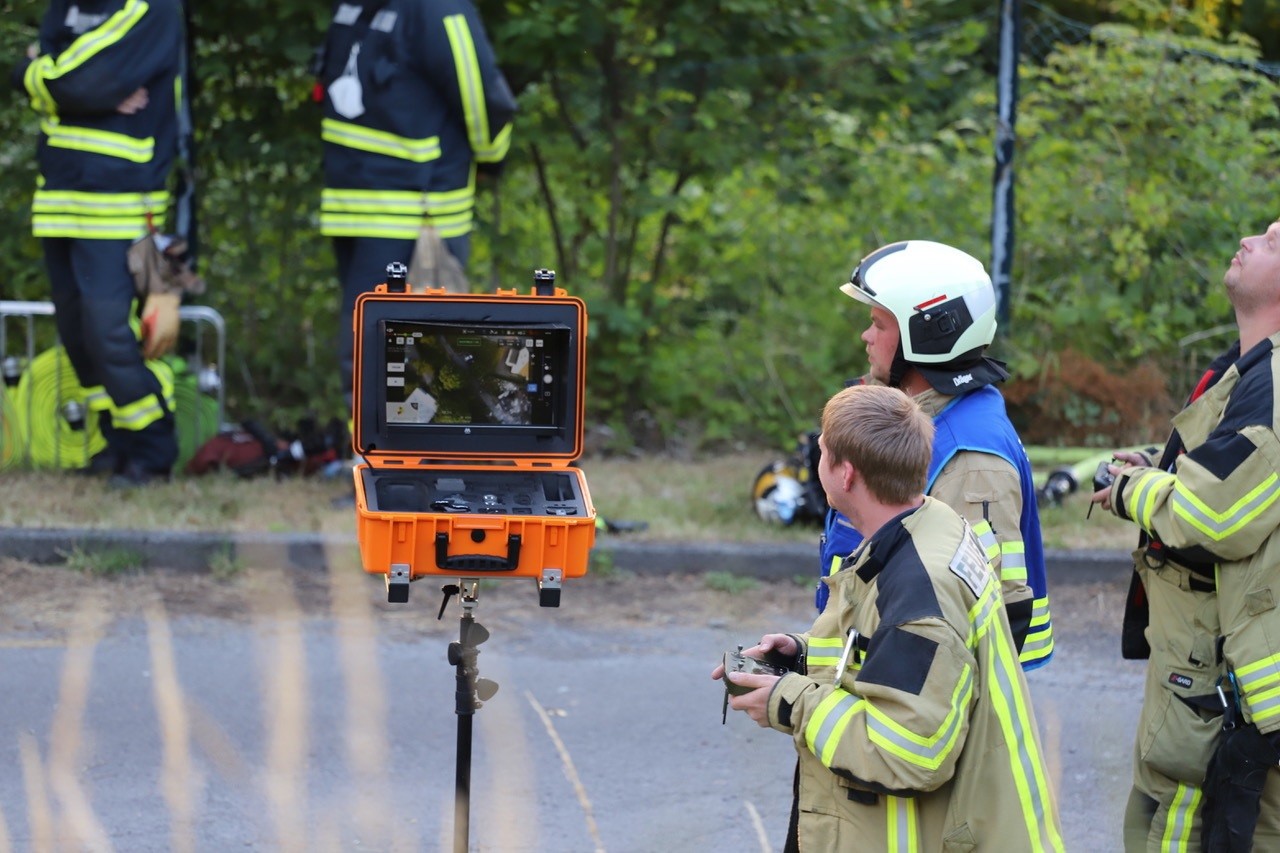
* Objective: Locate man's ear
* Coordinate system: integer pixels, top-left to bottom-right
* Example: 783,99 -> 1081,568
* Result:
841,460 -> 857,493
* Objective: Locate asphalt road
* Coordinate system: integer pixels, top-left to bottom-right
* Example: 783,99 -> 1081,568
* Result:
0,557 -> 1143,852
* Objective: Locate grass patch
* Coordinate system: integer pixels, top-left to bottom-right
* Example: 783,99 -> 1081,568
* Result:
208,545 -> 244,581
703,570 -> 759,595
60,545 -> 144,577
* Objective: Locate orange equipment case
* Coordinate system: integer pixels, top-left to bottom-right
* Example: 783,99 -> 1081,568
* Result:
351,269 -> 595,606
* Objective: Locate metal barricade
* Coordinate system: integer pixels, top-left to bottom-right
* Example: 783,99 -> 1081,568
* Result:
0,300 -> 227,469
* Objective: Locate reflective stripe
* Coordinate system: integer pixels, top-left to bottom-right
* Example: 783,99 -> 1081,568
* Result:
885,795 -> 919,852
110,360 -> 174,432
1237,654 -> 1280,725
804,689 -> 863,767
1126,469 -> 1173,528
430,209 -> 473,238
987,588 -> 1063,852
1171,475 -> 1280,542
24,58 -> 55,114
443,14 -> 510,163
84,387 -> 112,413
1158,783 -> 1202,852
319,214 -> 421,240
41,121 -> 154,163
1019,596 -> 1055,667
972,519 -> 1000,561
806,636 -> 843,668
321,118 -> 440,162
865,666 -> 972,770
45,0 -> 147,79
1000,541 -> 1028,584
33,217 -> 150,239
34,189 -> 169,217
321,188 -> 426,214
426,170 -> 476,214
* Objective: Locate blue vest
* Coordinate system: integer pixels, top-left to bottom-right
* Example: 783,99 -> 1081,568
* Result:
818,386 -> 1050,666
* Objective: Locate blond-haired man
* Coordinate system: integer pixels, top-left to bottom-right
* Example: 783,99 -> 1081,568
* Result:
717,384 -> 1063,851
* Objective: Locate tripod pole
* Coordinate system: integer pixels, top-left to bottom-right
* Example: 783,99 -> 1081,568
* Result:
454,607 -> 476,853
443,581 -> 496,853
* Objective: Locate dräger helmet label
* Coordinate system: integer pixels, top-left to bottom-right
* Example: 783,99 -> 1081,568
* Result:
952,373 -> 974,387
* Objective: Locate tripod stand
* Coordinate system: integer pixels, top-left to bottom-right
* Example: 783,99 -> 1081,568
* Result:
438,579 -> 498,853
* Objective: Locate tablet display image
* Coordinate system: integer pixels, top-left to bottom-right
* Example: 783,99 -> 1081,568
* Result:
382,321 -> 567,428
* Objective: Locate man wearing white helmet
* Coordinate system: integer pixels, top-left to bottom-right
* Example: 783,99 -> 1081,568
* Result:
821,239 -> 1054,672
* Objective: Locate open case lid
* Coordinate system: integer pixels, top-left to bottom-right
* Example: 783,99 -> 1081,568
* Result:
352,283 -> 587,463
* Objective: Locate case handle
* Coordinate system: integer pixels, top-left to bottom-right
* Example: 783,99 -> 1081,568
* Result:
434,532 -> 522,572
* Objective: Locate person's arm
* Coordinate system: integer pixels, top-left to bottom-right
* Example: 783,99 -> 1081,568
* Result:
416,0 -> 516,165
1109,375 -> 1280,559
766,618 -> 975,795
930,453 -> 1035,652
20,0 -> 180,117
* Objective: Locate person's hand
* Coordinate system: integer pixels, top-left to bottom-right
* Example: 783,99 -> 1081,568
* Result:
725,671 -> 781,727
116,87 -> 148,114
710,633 -> 797,681
1088,451 -> 1149,512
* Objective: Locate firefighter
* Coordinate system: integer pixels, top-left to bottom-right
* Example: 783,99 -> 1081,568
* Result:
11,0 -> 184,486
716,384 -> 1064,851
316,0 -> 516,412
1093,219 -> 1280,851
821,239 -> 1053,672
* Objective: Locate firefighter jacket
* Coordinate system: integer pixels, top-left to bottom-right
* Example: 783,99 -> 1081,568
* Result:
317,0 -> 516,240
13,0 -> 181,239
821,385 -> 1052,671
771,498 -> 1064,851
1110,332 -> 1280,736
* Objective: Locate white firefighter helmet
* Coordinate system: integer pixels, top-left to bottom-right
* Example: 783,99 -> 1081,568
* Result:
839,240 -> 1006,394
752,462 -> 805,525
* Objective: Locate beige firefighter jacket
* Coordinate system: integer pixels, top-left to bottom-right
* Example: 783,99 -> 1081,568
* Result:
767,497 -> 1064,851
1110,332 -> 1280,735
915,389 -> 1039,650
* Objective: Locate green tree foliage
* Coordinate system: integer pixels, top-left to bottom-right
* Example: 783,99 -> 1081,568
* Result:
0,1 -> 1277,452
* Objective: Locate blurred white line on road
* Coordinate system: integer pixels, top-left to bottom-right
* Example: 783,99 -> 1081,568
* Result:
526,690 -> 606,853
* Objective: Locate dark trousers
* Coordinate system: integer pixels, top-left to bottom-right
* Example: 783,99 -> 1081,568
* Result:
42,237 -> 176,471
333,233 -> 469,409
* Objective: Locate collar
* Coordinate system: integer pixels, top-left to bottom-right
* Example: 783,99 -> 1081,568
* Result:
853,503 -> 925,584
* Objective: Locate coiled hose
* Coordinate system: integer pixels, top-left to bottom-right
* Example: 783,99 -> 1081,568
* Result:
0,381 -> 27,470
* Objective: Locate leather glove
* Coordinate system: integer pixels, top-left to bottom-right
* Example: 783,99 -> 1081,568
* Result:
140,291 -> 181,359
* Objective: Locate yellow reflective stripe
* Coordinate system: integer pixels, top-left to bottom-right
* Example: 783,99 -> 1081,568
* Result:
987,587 -> 1063,852
428,210 -> 473,239
1159,783 -> 1201,852
1020,595 -> 1054,667
112,393 -> 165,430
321,188 -> 426,214
1171,474 -> 1280,542
444,14 -> 509,162
1000,541 -> 1028,584
972,519 -> 1000,562
41,120 -> 154,163
319,215 -> 421,240
476,122 -> 512,163
45,0 -> 148,80
25,57 -> 55,113
1126,469 -> 1174,528
33,217 -> 150,239
804,689 -> 863,767
426,171 -> 476,213
321,118 -> 440,162
34,189 -> 169,216
886,795 -> 920,853
84,387 -> 112,413
1237,654 -> 1280,725
865,666 -> 971,770
805,636 -> 843,668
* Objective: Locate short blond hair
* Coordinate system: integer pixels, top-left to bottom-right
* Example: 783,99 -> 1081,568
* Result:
820,385 -> 934,505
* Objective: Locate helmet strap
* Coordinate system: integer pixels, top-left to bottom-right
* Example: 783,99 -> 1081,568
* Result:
888,341 -> 910,388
